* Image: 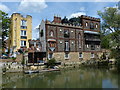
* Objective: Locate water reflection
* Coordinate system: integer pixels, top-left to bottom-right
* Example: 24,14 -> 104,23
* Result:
2,68 -> 119,88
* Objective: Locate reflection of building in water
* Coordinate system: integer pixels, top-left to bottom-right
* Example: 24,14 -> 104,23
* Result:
2,69 -> 119,88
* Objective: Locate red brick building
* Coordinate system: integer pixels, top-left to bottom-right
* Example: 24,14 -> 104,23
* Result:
39,15 -> 101,63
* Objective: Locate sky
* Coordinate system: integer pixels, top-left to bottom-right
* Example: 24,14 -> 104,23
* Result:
0,0 -> 118,39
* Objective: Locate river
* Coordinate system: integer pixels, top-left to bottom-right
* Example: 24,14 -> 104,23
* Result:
2,67 -> 120,88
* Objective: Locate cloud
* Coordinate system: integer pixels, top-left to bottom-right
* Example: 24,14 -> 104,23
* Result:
67,6 -> 86,18
18,0 -> 47,13
68,12 -> 86,18
0,3 -> 10,12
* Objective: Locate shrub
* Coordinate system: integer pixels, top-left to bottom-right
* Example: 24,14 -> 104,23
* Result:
47,58 -> 56,68
12,57 -> 16,61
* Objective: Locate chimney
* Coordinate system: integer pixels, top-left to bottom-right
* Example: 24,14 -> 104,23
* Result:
53,15 -> 61,23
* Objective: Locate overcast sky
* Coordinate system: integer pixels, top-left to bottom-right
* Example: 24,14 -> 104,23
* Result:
0,0 -> 118,39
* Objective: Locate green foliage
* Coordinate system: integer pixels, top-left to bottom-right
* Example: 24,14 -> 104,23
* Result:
98,7 -> 120,42
21,59 -> 25,65
101,35 -> 110,49
61,16 -> 81,26
12,57 -> 16,61
98,3 -> 120,69
61,16 -> 69,24
47,58 -> 56,68
0,10 -> 11,52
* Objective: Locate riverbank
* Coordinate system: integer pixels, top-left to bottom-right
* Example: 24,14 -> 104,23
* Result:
0,58 -> 118,74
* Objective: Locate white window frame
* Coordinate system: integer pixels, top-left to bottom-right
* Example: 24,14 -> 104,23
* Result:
78,34 -> 81,48
60,29 -> 62,32
50,31 -> 54,37
21,30 -> 26,36
95,24 -> 98,28
21,20 -> 27,26
64,53 -> 69,59
85,22 -> 88,27
86,44 -> 89,48
65,41 -> 69,51
20,40 -> 26,46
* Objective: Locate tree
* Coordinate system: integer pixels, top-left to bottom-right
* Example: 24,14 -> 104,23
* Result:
0,10 -> 11,53
98,7 -> 120,46
61,16 -> 69,24
98,3 -> 120,70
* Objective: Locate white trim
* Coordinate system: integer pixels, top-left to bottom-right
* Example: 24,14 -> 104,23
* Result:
47,39 -> 56,42
84,31 -> 99,34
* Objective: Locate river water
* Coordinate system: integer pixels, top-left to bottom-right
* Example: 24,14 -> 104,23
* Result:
2,67 -> 120,88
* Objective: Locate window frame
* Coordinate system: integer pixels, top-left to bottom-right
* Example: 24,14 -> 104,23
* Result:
20,40 -> 26,47
21,30 -> 26,36
64,53 -> 69,59
79,53 -> 83,58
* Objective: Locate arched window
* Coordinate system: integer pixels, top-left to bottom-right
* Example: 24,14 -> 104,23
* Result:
85,22 -> 88,27
49,30 -> 54,37
95,24 -> 98,29
78,34 -> 81,48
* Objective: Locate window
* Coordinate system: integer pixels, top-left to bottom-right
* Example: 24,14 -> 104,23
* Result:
50,31 -> 54,37
90,22 -> 94,29
91,44 -> 95,50
21,20 -> 27,29
48,53 -> 53,59
97,45 -> 100,48
60,29 -> 62,32
21,40 -> 26,46
21,30 -> 26,36
91,53 -> 94,58
78,34 -> 81,48
64,30 -> 69,38
85,22 -> 88,27
86,44 -> 89,48
65,41 -> 69,51
40,29 -> 44,37
95,24 -> 98,28
79,53 -> 83,58
21,20 -> 27,26
65,53 -> 69,59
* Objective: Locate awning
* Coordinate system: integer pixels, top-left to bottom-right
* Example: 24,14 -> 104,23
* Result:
47,39 -> 56,42
84,31 -> 100,35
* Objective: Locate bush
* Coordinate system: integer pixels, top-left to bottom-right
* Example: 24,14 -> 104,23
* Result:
47,58 -> 56,68
12,57 -> 16,61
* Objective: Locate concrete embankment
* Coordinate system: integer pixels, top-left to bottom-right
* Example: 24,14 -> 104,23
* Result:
0,59 -> 116,73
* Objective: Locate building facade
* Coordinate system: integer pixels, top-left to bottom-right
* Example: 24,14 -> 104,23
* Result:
39,15 -> 101,62
9,13 -> 32,52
